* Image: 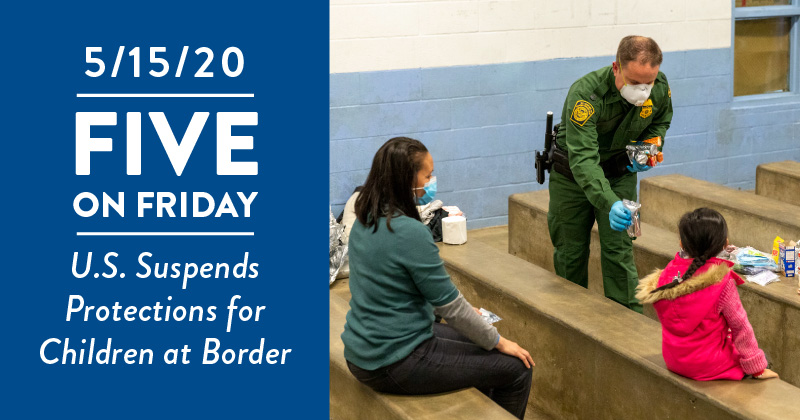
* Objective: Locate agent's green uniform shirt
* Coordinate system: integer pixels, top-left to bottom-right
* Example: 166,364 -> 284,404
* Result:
555,65 -> 673,213
548,65 -> 673,312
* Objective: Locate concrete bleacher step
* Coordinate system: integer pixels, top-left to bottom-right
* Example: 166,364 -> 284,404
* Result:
756,160 -> 800,207
465,225 -> 510,251
508,190 -> 677,300
437,239 -> 800,420
507,189 -> 800,388
330,277 -> 352,303
639,174 -> 800,253
329,291 -> 520,420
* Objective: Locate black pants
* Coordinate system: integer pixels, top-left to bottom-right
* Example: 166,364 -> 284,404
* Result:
346,323 -> 533,419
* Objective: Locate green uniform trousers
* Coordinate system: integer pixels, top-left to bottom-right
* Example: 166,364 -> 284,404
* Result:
547,170 -> 642,313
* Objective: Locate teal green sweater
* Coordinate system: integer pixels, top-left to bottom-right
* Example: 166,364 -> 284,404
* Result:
342,214 -> 459,370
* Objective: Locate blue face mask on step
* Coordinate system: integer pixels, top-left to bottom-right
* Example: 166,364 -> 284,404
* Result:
415,176 -> 437,205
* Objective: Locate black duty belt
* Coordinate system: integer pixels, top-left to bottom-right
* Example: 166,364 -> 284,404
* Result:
550,142 -> 631,182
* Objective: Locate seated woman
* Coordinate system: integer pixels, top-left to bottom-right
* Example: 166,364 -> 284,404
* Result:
341,137 -> 534,419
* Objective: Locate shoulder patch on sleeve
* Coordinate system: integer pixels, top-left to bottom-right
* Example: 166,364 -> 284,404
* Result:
570,100 -> 595,126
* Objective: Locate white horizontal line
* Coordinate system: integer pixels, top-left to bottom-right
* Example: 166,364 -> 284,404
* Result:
77,232 -> 254,236
76,93 -> 254,98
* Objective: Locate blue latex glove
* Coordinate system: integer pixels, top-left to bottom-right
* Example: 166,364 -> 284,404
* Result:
609,201 -> 632,232
627,160 -> 652,173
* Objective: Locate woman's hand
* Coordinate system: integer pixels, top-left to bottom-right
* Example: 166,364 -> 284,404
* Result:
754,369 -> 779,380
495,336 -> 535,368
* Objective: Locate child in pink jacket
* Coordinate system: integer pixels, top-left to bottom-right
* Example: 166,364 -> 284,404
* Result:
636,208 -> 778,381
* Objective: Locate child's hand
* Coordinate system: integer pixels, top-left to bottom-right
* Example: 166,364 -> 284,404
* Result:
754,369 -> 779,379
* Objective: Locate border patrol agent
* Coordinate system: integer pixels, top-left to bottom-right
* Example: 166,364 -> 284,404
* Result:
547,36 -> 673,313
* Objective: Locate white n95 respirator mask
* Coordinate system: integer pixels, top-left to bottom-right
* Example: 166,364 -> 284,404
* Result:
620,71 -> 653,106
620,83 -> 653,107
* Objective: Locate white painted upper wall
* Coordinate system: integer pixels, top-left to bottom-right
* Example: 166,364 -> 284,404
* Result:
330,0 -> 732,73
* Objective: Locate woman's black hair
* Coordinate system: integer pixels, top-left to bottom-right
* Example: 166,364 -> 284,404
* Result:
678,208 -> 728,280
354,137 -> 428,233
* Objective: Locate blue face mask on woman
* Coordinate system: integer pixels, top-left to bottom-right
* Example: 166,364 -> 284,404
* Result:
415,176 -> 437,205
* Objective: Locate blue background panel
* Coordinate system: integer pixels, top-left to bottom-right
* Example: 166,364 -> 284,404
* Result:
330,48 -> 800,226
1,3 -> 328,418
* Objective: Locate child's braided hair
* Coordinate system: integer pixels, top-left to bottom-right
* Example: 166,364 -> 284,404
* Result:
678,208 -> 728,281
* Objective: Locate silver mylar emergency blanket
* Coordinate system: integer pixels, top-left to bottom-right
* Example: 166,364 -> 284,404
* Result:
330,209 -> 348,285
418,199 -> 444,225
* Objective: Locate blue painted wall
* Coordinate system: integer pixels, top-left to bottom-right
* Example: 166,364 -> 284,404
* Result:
330,48 -> 800,228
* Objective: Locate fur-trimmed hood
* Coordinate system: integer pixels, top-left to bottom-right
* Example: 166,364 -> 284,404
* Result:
639,254 -> 752,380
636,262 -> 733,305
638,254 -> 743,337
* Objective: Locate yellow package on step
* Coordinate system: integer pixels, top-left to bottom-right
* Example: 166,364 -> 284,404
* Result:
773,236 -> 784,264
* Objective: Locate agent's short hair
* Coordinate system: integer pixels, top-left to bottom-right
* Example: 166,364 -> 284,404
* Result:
616,36 -> 662,68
